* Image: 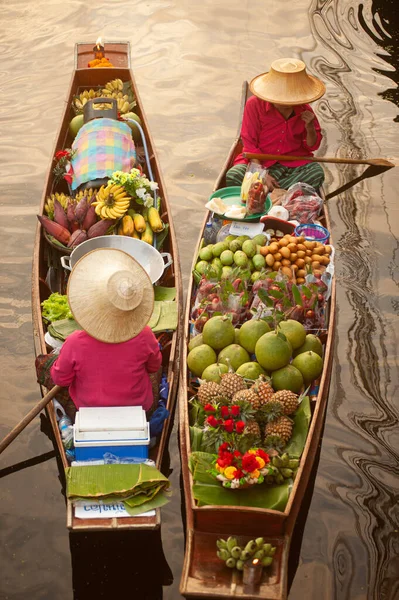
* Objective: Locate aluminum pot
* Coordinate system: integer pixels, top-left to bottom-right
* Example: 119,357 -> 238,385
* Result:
60,236 -> 172,284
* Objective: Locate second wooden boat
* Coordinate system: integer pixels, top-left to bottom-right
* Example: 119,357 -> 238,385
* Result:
179,82 -> 335,599
31,42 -> 182,532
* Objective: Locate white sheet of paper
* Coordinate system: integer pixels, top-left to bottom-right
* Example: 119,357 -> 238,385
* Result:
229,221 -> 265,237
74,500 -> 156,519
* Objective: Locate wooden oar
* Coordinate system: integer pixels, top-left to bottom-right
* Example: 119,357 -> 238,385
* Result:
243,152 -> 395,168
0,385 -> 62,455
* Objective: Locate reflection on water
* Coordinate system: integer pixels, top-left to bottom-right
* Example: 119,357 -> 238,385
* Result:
0,0 -> 398,599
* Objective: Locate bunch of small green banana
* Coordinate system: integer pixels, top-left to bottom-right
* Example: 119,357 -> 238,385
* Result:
73,89 -> 102,113
102,78 -> 124,93
44,193 -> 71,219
264,453 -> 300,485
216,536 -> 276,571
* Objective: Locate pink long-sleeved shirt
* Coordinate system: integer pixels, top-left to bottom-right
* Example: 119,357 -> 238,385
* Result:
234,97 -> 322,168
50,327 -> 162,411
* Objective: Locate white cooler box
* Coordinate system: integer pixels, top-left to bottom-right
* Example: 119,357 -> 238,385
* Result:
73,406 -> 150,461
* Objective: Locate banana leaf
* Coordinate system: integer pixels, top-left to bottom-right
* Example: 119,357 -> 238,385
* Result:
123,491 -> 170,516
154,286 -> 176,301
66,463 -> 170,507
189,426 -> 204,452
284,396 -> 311,458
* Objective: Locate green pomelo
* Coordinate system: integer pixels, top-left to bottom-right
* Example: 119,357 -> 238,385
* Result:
212,241 -> 228,257
212,257 -> 223,269
234,329 -> 240,344
292,351 -> 323,384
252,254 -> 266,270
195,260 -> 209,275
237,235 -> 250,242
220,250 -> 234,265
218,344 -> 251,371
242,240 -> 256,258
188,334 -> 203,352
208,264 -> 222,279
252,234 -> 267,246
199,246 -> 213,261
229,239 -> 242,252
251,271 -> 262,283
69,114 -> 84,138
233,250 -> 248,267
187,344 -> 217,377
255,331 -> 292,372
225,235 -> 237,243
122,112 -> 143,142
271,365 -> 304,394
202,315 -> 235,351
201,362 -> 229,383
293,334 -> 323,358
221,266 -> 233,279
236,362 -> 267,380
277,320 -> 306,350
238,319 -> 271,354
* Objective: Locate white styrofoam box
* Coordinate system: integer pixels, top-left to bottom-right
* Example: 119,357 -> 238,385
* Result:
74,406 -> 148,443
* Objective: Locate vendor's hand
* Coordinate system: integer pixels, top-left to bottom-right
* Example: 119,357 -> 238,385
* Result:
265,174 -> 280,190
301,110 -> 315,128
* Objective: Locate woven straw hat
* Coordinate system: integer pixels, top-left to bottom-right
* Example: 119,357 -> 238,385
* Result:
67,248 -> 154,344
250,58 -> 325,105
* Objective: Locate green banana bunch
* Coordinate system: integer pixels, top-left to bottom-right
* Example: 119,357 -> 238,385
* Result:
215,537 -> 277,572
264,453 -> 300,485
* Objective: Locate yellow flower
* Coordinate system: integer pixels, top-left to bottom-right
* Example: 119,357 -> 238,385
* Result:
250,469 -> 260,479
215,463 -> 224,473
224,466 -> 237,480
256,456 -> 265,469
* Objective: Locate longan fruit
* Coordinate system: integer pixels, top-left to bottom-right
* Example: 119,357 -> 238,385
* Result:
260,246 -> 269,256
280,247 -> 291,259
274,252 -> 282,261
287,243 -> 297,252
305,249 -> 313,256
269,242 -> 279,254
290,253 -> 298,262
272,261 -> 282,271
297,244 -> 306,252
296,277 -> 305,284
295,258 -> 305,268
304,256 -> 312,264
311,254 -> 323,263
266,254 -> 275,267
312,261 -> 321,270
281,266 -> 293,278
325,245 -> 332,255
278,238 -> 289,247
297,250 -> 306,259
297,269 -> 306,278
281,259 -> 291,267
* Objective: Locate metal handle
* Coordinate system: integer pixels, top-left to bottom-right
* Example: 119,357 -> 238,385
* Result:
60,255 -> 72,271
161,252 -> 173,271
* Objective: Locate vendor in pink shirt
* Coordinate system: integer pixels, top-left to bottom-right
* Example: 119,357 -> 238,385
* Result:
49,248 -> 161,417
226,58 -> 326,191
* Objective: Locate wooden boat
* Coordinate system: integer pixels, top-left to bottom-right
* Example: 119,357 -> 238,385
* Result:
31,42 -> 182,531
179,81 -> 336,598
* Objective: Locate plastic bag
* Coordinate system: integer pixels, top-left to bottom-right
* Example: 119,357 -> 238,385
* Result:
281,182 -> 323,224
241,162 -> 268,215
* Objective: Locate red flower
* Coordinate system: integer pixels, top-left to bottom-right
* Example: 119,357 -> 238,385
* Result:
217,419 -> 224,425
233,450 -> 242,458
55,150 -> 70,160
242,453 -> 259,473
223,419 -> 234,433
234,468 -> 244,478
218,442 -> 230,453
217,452 -> 233,468
220,406 -> 230,419
204,404 -> 215,413
256,449 -> 270,463
230,405 -> 240,417
206,415 -> 218,428
235,420 -> 245,434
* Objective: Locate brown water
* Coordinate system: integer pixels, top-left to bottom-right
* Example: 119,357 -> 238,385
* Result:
0,1 -> 398,599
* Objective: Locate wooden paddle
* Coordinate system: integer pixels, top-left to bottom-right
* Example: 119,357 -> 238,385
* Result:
0,385 -> 62,455
243,152 -> 395,168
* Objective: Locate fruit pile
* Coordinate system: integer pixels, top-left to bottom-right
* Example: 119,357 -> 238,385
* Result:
72,79 -> 136,116
216,536 -> 276,571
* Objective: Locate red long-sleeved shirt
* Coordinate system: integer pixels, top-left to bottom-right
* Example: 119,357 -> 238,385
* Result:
234,97 -> 322,168
50,327 -> 162,411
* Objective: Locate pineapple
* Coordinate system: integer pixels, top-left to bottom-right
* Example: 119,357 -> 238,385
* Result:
271,391 -> 298,415
244,419 -> 261,438
220,373 -> 247,399
233,388 -> 262,411
258,398 -> 284,423
197,381 -> 224,406
264,415 -> 293,445
251,376 -> 274,406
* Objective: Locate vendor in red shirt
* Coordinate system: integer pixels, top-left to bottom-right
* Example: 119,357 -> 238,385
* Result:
226,58 -> 326,191
38,248 -> 161,419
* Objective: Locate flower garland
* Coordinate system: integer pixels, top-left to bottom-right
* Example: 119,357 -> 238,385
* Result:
204,403 -> 246,435
109,168 -> 158,207
53,149 -> 75,185
210,442 -> 270,489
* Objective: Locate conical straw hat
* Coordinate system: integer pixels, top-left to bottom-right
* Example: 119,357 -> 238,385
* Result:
250,58 -> 325,105
67,248 -> 154,344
